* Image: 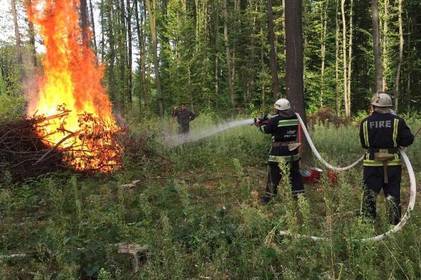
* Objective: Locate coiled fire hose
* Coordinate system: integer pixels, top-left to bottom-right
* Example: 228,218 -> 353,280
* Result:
277,114 -> 417,242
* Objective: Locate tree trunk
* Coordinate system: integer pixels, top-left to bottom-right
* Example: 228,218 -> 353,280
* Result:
282,0 -> 286,58
382,0 -> 389,90
80,0 -> 90,46
11,0 -> 23,66
118,0 -> 127,110
223,0 -> 235,107
267,0 -> 280,98
346,0 -> 353,117
89,0 -> 98,55
371,0 -> 383,92
285,0 -> 309,162
394,0 -> 403,112
145,0 -> 163,116
126,0 -> 133,105
335,0 -> 340,115
341,0 -> 349,117
134,0 -> 147,110
285,0 -> 305,119
320,0 -> 329,107
100,0 -> 105,62
214,1 -> 220,99
106,0 -> 116,103
25,0 -> 37,67
260,26 -> 266,108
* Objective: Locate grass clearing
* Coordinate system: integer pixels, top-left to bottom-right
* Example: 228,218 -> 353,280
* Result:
0,115 -> 420,279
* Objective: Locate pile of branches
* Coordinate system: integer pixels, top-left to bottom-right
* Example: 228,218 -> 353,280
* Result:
61,112 -> 123,173
0,114 -> 66,182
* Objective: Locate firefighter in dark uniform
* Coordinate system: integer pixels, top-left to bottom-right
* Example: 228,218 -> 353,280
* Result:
172,104 -> 197,134
256,98 -> 304,204
360,93 -> 414,224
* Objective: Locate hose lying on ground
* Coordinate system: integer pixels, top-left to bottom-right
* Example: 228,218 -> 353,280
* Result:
278,115 -> 417,242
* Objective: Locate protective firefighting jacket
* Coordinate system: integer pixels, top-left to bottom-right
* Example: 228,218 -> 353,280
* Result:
172,108 -> 196,126
359,111 -> 414,166
260,110 -> 300,162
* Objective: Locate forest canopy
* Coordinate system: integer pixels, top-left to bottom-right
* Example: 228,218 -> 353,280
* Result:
1,0 -> 420,116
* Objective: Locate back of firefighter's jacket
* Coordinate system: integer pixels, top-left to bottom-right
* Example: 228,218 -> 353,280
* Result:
359,112 -> 414,166
260,112 -> 300,160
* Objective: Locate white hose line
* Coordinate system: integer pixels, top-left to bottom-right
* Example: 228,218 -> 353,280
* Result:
279,121 -> 417,242
296,113 -> 364,172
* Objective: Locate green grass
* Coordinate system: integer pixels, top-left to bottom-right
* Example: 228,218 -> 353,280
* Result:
0,114 -> 420,279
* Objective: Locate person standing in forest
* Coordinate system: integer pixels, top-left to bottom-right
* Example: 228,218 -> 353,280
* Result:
360,92 -> 414,225
255,98 -> 304,204
172,103 -> 197,134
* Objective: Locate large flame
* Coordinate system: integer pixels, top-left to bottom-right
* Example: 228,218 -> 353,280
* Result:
26,0 -> 121,172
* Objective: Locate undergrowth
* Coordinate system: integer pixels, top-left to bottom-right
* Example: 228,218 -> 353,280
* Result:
0,114 -> 420,279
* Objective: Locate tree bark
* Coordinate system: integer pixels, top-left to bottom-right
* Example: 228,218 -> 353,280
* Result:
394,0 -> 404,112
80,0 -> 90,46
371,0 -> 384,92
25,0 -> 37,67
145,0 -> 163,116
126,0 -> 133,105
134,0 -> 147,110
346,0 -> 353,117
285,0 -> 305,120
89,0 -> 98,55
260,26 -> 266,108
382,0 -> 389,90
223,0 -> 235,107
100,0 -> 105,62
105,0 -> 116,103
320,0 -> 329,107
118,0 -> 127,110
285,0 -> 309,161
267,0 -> 280,98
214,1 -> 220,99
335,0 -> 340,115
11,0 -> 23,66
341,0 -> 349,117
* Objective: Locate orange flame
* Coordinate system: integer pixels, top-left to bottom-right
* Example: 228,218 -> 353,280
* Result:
26,0 -> 121,172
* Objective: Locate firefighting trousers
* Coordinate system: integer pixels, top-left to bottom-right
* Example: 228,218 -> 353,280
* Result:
265,160 -> 304,198
362,165 -> 402,225
178,123 -> 190,134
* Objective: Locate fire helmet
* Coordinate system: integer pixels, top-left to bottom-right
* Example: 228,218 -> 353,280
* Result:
274,98 -> 291,111
371,92 -> 393,108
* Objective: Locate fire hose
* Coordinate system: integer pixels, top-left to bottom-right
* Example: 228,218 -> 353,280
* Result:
296,114 -> 364,171
277,114 -> 417,242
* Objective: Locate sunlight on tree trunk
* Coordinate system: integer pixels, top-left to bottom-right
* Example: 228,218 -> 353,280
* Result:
371,0 -> 384,92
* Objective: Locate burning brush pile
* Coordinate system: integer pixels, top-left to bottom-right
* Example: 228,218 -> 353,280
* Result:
0,0 -> 123,181
0,108 -> 122,180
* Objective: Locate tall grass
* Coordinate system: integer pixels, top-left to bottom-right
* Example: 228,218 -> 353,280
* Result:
0,114 -> 419,279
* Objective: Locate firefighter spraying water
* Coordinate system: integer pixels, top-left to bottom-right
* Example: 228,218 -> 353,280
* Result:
162,93 -> 417,242
254,98 -> 304,204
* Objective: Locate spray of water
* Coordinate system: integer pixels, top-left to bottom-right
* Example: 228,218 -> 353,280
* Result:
164,118 -> 255,147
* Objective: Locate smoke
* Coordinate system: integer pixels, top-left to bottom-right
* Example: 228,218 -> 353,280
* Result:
164,118 -> 255,147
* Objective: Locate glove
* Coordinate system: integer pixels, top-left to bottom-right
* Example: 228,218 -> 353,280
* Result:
254,114 -> 269,127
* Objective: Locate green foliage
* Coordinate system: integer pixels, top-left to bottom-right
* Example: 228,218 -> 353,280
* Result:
0,93 -> 25,122
0,45 -> 22,96
0,45 -> 25,122
1,118 -> 420,278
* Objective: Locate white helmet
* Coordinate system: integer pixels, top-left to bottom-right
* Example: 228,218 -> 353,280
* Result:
274,98 -> 291,111
371,93 -> 393,108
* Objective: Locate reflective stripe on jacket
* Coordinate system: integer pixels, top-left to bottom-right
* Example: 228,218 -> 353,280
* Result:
359,112 -> 414,167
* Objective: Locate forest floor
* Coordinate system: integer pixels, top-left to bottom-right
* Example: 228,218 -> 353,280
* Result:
0,115 -> 420,279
